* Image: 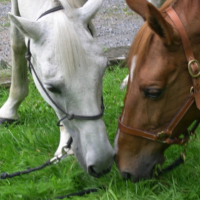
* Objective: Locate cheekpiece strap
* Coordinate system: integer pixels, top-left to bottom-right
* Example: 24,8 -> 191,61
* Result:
166,7 -> 200,110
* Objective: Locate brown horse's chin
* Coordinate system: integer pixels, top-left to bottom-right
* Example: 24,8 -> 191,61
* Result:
117,154 -> 165,182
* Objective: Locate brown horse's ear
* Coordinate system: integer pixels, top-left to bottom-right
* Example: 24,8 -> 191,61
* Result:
125,0 -> 148,20
147,2 -> 174,45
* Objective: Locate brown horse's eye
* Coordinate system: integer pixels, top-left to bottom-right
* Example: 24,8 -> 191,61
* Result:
143,89 -> 163,99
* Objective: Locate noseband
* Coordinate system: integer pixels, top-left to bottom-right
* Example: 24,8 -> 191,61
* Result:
25,6 -> 104,126
118,6 -> 200,145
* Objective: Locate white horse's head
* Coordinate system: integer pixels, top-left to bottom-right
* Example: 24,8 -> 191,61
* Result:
9,0 -> 114,177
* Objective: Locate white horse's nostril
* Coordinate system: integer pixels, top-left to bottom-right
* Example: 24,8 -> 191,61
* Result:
85,140 -> 115,177
88,165 -> 112,178
88,166 -> 99,177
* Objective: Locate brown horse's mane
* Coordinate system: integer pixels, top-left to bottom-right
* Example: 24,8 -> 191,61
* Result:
127,0 -> 198,70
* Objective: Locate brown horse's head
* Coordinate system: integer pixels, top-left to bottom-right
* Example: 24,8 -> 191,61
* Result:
115,0 -> 200,182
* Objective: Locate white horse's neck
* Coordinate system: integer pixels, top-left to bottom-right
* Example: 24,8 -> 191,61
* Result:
60,0 -> 86,8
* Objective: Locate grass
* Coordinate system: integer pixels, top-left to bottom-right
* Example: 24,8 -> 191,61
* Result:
0,22 -> 10,28
0,65 -> 200,200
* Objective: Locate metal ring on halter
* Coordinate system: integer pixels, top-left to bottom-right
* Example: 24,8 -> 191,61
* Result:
190,86 -> 194,95
188,59 -> 200,78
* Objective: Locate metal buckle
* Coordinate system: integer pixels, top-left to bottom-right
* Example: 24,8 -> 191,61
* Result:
188,59 -> 200,78
50,144 -> 71,164
189,130 -> 197,142
180,152 -> 186,162
157,131 -> 166,142
50,154 -> 63,164
180,143 -> 188,163
62,145 -> 70,155
190,86 -> 194,95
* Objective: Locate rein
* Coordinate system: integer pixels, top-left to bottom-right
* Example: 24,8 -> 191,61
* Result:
118,6 -> 200,171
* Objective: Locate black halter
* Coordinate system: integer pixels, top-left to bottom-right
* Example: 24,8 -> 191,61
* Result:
25,6 -> 104,126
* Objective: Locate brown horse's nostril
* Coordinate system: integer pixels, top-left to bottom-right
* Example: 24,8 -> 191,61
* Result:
121,172 -> 138,182
121,172 -> 130,179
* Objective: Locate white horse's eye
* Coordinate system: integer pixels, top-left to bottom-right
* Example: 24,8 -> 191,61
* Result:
46,85 -> 61,94
87,25 -> 93,36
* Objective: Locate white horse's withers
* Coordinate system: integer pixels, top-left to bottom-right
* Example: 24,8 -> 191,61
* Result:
0,0 -> 114,177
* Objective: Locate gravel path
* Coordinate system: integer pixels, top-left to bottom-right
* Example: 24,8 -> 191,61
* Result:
0,0 -> 144,63
0,2 -> 11,62
94,0 -> 144,48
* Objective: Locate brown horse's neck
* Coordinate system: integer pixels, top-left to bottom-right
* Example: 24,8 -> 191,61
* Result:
173,0 -> 200,11
172,0 -> 200,24
161,0 -> 200,11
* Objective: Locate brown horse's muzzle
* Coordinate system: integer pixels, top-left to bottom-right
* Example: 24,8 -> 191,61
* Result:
115,131 -> 166,182
116,151 -> 165,182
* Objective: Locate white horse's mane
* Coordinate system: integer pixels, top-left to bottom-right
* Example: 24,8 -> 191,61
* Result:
53,0 -> 90,77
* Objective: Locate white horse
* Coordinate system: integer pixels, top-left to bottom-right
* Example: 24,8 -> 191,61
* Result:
121,0 -> 166,89
0,0 -> 114,177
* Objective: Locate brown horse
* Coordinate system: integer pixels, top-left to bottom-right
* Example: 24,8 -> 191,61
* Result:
115,0 -> 200,182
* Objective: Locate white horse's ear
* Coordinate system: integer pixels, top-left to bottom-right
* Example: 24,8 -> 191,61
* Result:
77,0 -> 103,23
8,13 -> 41,40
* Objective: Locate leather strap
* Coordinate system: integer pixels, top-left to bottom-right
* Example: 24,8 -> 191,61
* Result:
165,7 -> 193,61
166,7 -> 200,110
118,117 -> 158,141
118,94 -> 194,145
165,94 -> 194,135
118,117 -> 189,145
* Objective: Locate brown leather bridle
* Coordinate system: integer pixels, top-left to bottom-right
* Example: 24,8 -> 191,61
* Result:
118,6 -> 200,145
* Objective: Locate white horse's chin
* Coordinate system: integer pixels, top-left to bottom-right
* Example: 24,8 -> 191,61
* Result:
63,119 -> 114,177
73,140 -> 114,177
0,0 -> 114,176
